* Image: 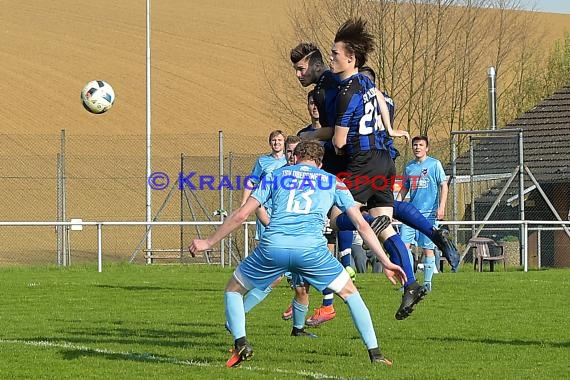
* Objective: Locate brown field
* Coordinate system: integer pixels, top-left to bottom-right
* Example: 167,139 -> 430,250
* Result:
0,1 -> 569,264
1,1 -> 569,139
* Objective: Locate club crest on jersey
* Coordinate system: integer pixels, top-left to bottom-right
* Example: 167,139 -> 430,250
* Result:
422,168 -> 428,176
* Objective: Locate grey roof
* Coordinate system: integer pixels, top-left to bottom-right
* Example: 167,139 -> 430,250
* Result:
452,86 -> 570,184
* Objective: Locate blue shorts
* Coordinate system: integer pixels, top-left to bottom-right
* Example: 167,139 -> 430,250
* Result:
400,217 -> 436,250
234,245 -> 349,293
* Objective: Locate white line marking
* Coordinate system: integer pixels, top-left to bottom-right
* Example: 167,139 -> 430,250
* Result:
0,339 -> 347,380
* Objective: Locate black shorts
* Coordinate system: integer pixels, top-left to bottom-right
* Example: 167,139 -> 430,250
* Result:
322,150 -> 347,175
344,149 -> 395,208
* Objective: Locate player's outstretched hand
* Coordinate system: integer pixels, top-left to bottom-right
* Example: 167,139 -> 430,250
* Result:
382,262 -> 407,286
188,239 -> 211,258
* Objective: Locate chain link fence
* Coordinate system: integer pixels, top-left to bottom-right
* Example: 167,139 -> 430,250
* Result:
0,132 -> 267,266
1,131 -> 568,268
449,130 -> 570,268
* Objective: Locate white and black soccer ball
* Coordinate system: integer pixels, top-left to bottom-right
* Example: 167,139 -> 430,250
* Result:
81,80 -> 115,114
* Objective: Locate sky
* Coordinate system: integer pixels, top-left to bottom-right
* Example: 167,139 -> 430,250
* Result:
519,0 -> 570,14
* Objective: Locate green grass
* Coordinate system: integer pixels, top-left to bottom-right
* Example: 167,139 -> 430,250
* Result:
0,264 -> 568,379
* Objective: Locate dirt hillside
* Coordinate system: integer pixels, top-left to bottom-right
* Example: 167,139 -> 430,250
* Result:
1,1 -> 569,140
0,0 -> 292,139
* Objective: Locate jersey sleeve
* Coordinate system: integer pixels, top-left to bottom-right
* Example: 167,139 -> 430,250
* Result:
249,157 -> 264,185
435,160 -> 447,185
333,180 -> 357,212
335,88 -> 358,128
251,172 -> 273,205
403,163 -> 412,190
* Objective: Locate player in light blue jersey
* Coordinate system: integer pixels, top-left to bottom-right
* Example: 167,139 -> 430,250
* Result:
399,136 -> 449,291
234,130 -> 287,317
189,141 -> 406,368
241,130 -> 287,240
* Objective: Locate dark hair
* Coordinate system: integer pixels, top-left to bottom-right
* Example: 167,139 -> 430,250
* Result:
334,18 -> 375,68
359,66 -> 376,82
268,130 -> 285,143
307,89 -> 315,101
290,42 -> 324,66
293,140 -> 324,166
412,135 -> 429,146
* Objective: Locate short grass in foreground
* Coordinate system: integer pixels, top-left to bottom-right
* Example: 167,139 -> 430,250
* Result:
0,264 -> 568,379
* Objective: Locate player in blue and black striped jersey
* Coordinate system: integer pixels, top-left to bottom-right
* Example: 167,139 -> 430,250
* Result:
327,18 -> 427,320
358,66 -> 460,273
291,43 -> 355,326
290,34 -> 458,320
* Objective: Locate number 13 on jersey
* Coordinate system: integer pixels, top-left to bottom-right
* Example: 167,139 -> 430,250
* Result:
286,188 -> 314,214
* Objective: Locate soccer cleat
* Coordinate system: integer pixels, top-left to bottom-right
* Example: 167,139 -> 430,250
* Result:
225,341 -> 254,368
431,226 -> 460,272
368,347 -> 393,366
395,281 -> 427,320
282,304 -> 293,320
423,282 -> 432,292
345,266 -> 356,281
362,215 -> 392,250
305,305 -> 336,327
291,327 -> 318,338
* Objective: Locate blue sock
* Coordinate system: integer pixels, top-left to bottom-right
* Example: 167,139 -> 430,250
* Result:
335,212 -> 375,231
322,288 -> 334,307
383,235 -> 416,287
225,291 -> 246,340
394,201 -> 434,237
345,292 -> 378,349
336,230 -> 353,267
407,248 -> 415,271
292,298 -> 308,329
339,248 -> 352,267
337,230 -> 353,251
243,286 -> 272,313
335,213 -> 356,230
424,256 -> 436,290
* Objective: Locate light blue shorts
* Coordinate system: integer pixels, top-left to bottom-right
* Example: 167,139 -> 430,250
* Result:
400,217 -> 436,250
234,245 -> 349,293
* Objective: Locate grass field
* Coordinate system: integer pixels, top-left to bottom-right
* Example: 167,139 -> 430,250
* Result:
0,264 -> 568,379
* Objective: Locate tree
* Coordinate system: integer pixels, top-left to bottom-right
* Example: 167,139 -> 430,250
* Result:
267,0 -> 547,161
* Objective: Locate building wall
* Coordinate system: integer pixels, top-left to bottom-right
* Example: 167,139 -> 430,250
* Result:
553,183 -> 570,267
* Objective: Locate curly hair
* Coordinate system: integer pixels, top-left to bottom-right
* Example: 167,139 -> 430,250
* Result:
293,140 -> 324,166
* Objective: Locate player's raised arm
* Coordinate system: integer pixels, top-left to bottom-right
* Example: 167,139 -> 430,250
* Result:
189,196 -> 261,255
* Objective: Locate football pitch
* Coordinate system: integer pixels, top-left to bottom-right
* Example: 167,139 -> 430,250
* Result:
0,264 -> 568,379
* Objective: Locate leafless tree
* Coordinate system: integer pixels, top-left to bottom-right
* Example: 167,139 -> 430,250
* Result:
266,0 -> 545,160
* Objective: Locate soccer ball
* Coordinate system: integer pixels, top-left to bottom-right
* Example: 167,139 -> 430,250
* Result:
81,80 -> 115,114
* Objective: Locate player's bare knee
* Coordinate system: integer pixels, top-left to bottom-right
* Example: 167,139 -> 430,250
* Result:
337,280 -> 358,300
225,274 -> 248,295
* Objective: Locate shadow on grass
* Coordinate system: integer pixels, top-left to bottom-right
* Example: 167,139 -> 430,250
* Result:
429,336 -> 570,348
94,284 -> 223,293
53,344 -> 216,366
23,320 -> 230,352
